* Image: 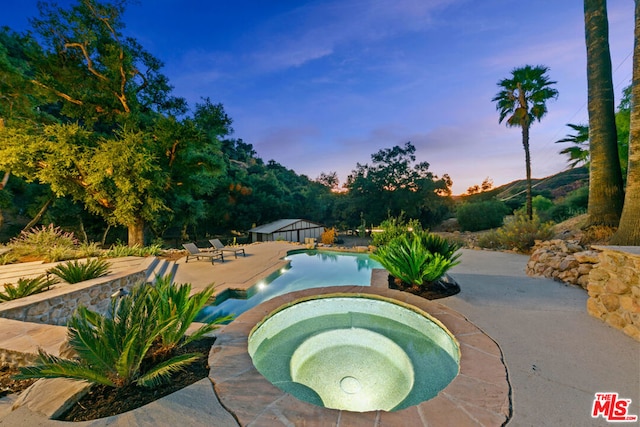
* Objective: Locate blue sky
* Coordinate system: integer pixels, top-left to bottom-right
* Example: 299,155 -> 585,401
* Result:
3,0 -> 635,194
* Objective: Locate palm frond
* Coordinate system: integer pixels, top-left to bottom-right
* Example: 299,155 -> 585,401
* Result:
135,353 -> 202,388
15,349 -> 115,386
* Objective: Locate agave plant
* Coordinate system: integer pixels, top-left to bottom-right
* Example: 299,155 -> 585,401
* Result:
48,258 -> 111,283
371,231 -> 461,286
150,275 -> 232,357
0,275 -> 59,301
16,276 -> 230,389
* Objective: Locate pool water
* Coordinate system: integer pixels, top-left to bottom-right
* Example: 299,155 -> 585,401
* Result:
248,296 -> 460,412
199,250 -> 383,321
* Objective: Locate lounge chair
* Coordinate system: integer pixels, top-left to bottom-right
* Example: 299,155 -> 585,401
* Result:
209,239 -> 246,259
182,243 -> 224,264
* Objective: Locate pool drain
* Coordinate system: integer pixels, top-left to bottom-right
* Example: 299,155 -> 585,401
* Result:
340,376 -> 361,394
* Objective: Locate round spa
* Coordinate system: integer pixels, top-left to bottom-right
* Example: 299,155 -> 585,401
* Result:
248,295 -> 460,413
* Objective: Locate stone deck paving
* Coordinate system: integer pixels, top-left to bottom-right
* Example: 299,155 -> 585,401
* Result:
209,285 -> 510,427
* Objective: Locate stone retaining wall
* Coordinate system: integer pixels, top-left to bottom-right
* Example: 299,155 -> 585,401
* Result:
0,271 -> 146,326
587,246 -> 640,341
526,239 -> 599,289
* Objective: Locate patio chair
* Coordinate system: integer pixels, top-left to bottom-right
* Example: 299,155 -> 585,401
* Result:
209,239 -> 246,259
182,243 -> 224,264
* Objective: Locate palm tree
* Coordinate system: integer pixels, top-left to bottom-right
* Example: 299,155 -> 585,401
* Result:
492,65 -> 558,220
584,0 -> 625,227
610,1 -> 640,245
556,123 -> 590,168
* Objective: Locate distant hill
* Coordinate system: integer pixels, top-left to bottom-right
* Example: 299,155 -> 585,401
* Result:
457,167 -> 589,203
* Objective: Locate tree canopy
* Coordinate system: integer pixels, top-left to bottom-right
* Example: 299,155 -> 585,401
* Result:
344,142 -> 452,228
0,0 -> 456,246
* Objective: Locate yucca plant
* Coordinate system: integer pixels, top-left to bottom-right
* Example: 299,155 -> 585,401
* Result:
150,275 -> 232,357
0,275 -> 59,301
371,231 -> 461,286
48,259 -> 111,284
16,283 -> 199,388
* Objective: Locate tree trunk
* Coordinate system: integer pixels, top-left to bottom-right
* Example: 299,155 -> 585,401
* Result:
584,0 -> 625,227
128,218 -> 145,247
522,124 -> 533,220
101,224 -> 111,247
0,171 -> 9,190
610,1 -> 640,245
21,197 -> 53,232
0,172 -> 10,231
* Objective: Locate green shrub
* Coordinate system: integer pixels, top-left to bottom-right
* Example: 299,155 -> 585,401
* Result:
548,187 -> 589,222
456,200 -> 510,231
104,242 -> 163,258
9,224 -> 78,262
371,231 -> 461,286
0,250 -> 17,265
371,213 -> 422,247
477,211 -> 554,252
532,195 -> 553,213
476,229 -> 502,250
0,275 -> 59,301
48,258 -> 111,283
76,242 -> 103,258
16,276 -> 228,389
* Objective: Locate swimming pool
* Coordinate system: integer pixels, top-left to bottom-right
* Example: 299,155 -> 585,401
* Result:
199,250 -> 383,320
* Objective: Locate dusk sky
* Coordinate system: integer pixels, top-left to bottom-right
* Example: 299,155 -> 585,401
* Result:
3,1 -> 635,194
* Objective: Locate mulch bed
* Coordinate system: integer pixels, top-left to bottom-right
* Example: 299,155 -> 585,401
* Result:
57,336 -> 214,421
388,274 -> 460,300
0,365 -> 37,398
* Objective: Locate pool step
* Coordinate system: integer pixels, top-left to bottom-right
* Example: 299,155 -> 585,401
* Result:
145,258 -> 177,285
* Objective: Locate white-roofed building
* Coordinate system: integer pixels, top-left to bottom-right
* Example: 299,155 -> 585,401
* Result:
248,219 -> 324,243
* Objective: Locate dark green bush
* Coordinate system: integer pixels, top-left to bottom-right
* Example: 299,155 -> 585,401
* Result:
456,200 -> 510,231
548,187 -> 588,222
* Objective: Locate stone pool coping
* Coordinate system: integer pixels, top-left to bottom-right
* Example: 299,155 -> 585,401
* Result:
209,285 -> 512,426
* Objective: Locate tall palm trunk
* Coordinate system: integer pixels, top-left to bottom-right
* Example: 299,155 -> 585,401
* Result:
610,1 -> 640,245
584,0 -> 625,227
522,123 -> 533,220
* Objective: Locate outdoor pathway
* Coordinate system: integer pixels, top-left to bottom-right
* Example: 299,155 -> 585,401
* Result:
444,249 -> 639,427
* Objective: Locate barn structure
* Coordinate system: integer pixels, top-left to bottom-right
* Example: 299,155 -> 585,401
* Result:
248,219 -> 324,243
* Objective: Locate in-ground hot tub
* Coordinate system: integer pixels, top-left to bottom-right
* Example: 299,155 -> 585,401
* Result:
248,295 -> 460,412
